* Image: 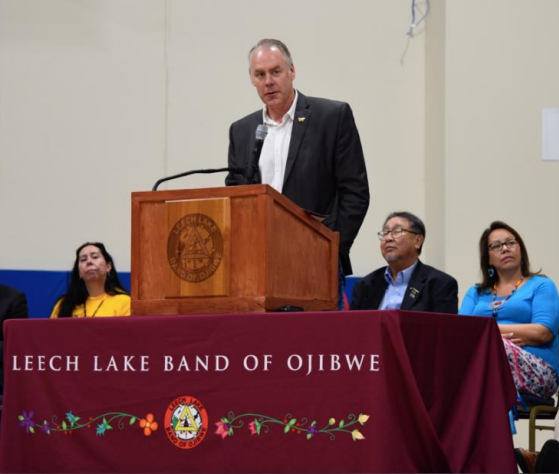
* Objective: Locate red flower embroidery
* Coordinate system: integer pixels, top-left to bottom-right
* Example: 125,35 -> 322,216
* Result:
215,421 -> 231,439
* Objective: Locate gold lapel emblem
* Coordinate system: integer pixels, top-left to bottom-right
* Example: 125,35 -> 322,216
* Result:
409,287 -> 420,299
297,117 -> 306,123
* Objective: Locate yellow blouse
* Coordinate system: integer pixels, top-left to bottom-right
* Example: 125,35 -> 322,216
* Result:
50,293 -> 131,318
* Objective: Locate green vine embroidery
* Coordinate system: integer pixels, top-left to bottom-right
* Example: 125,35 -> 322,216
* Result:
18,410 -> 158,437
215,412 -> 369,441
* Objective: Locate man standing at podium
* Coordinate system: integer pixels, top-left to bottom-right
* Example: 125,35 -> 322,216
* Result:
226,39 -> 369,307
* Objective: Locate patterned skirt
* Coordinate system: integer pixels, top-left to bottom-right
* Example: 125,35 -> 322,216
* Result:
503,337 -> 558,398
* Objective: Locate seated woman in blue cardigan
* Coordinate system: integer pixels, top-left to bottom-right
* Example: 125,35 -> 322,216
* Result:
460,221 -> 558,399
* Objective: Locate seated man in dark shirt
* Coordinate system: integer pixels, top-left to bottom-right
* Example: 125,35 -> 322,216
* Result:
0,284 -> 28,416
351,212 -> 458,313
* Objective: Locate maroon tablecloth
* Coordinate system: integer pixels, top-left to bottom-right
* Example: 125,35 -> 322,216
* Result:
0,310 -> 517,473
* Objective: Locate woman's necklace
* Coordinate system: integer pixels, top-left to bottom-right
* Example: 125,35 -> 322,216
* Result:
490,276 -> 524,317
84,297 -> 106,317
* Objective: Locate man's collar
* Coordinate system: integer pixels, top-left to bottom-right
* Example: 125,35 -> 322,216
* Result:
384,259 -> 419,285
262,90 -> 298,125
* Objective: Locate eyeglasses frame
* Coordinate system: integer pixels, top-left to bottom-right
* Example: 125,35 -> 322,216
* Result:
377,227 -> 422,241
488,238 -> 519,252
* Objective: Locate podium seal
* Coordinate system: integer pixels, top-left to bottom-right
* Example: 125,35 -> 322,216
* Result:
167,213 -> 224,283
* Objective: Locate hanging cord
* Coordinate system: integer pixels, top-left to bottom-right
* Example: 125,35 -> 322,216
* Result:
406,0 -> 431,37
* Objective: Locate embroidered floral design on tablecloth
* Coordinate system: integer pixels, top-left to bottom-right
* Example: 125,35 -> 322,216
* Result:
17,410 -> 158,437
215,412 -> 369,441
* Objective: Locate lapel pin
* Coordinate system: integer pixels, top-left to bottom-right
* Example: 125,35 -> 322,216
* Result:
297,117 -> 306,122
409,287 -> 420,299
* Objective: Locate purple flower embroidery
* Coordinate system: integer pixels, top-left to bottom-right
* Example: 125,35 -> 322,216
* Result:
41,420 -> 51,434
307,424 -> 318,438
18,410 -> 35,434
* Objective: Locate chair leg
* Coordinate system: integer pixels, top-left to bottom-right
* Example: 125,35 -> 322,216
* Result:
529,411 -> 537,452
528,406 -> 558,452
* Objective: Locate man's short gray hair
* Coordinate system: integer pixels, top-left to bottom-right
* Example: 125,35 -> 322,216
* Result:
248,39 -> 293,67
383,211 -> 426,255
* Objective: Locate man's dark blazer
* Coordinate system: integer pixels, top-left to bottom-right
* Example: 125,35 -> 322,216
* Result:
0,284 -> 28,399
350,260 -> 459,314
225,92 -> 369,275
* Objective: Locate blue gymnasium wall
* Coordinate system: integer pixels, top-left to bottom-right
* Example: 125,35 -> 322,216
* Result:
0,270 -> 357,318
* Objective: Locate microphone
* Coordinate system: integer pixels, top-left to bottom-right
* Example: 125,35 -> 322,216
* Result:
245,124 -> 268,184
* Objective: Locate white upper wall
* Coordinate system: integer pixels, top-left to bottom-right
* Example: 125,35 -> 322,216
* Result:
0,0 -> 167,271
0,0 -> 425,275
5,0 -> 557,299
3,0 -> 558,301
444,0 -> 559,299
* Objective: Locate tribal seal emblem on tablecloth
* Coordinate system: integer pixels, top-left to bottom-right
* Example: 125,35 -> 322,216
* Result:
164,395 -> 208,449
167,213 -> 224,283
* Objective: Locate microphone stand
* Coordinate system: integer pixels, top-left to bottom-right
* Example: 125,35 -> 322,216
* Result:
152,167 -> 245,191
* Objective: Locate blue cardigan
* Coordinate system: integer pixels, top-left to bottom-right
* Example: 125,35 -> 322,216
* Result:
460,275 -> 559,376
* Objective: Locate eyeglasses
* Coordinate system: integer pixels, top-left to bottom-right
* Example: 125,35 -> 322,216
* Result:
488,238 -> 519,252
377,227 -> 421,241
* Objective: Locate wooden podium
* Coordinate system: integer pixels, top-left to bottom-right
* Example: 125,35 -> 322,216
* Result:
131,185 -> 339,314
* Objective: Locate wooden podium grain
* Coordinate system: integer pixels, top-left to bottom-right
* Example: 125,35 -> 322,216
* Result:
131,185 -> 339,314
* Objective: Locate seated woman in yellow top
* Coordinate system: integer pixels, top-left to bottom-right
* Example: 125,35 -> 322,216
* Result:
50,242 -> 130,318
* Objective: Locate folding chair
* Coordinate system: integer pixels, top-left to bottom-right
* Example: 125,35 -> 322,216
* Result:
516,392 -> 558,452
